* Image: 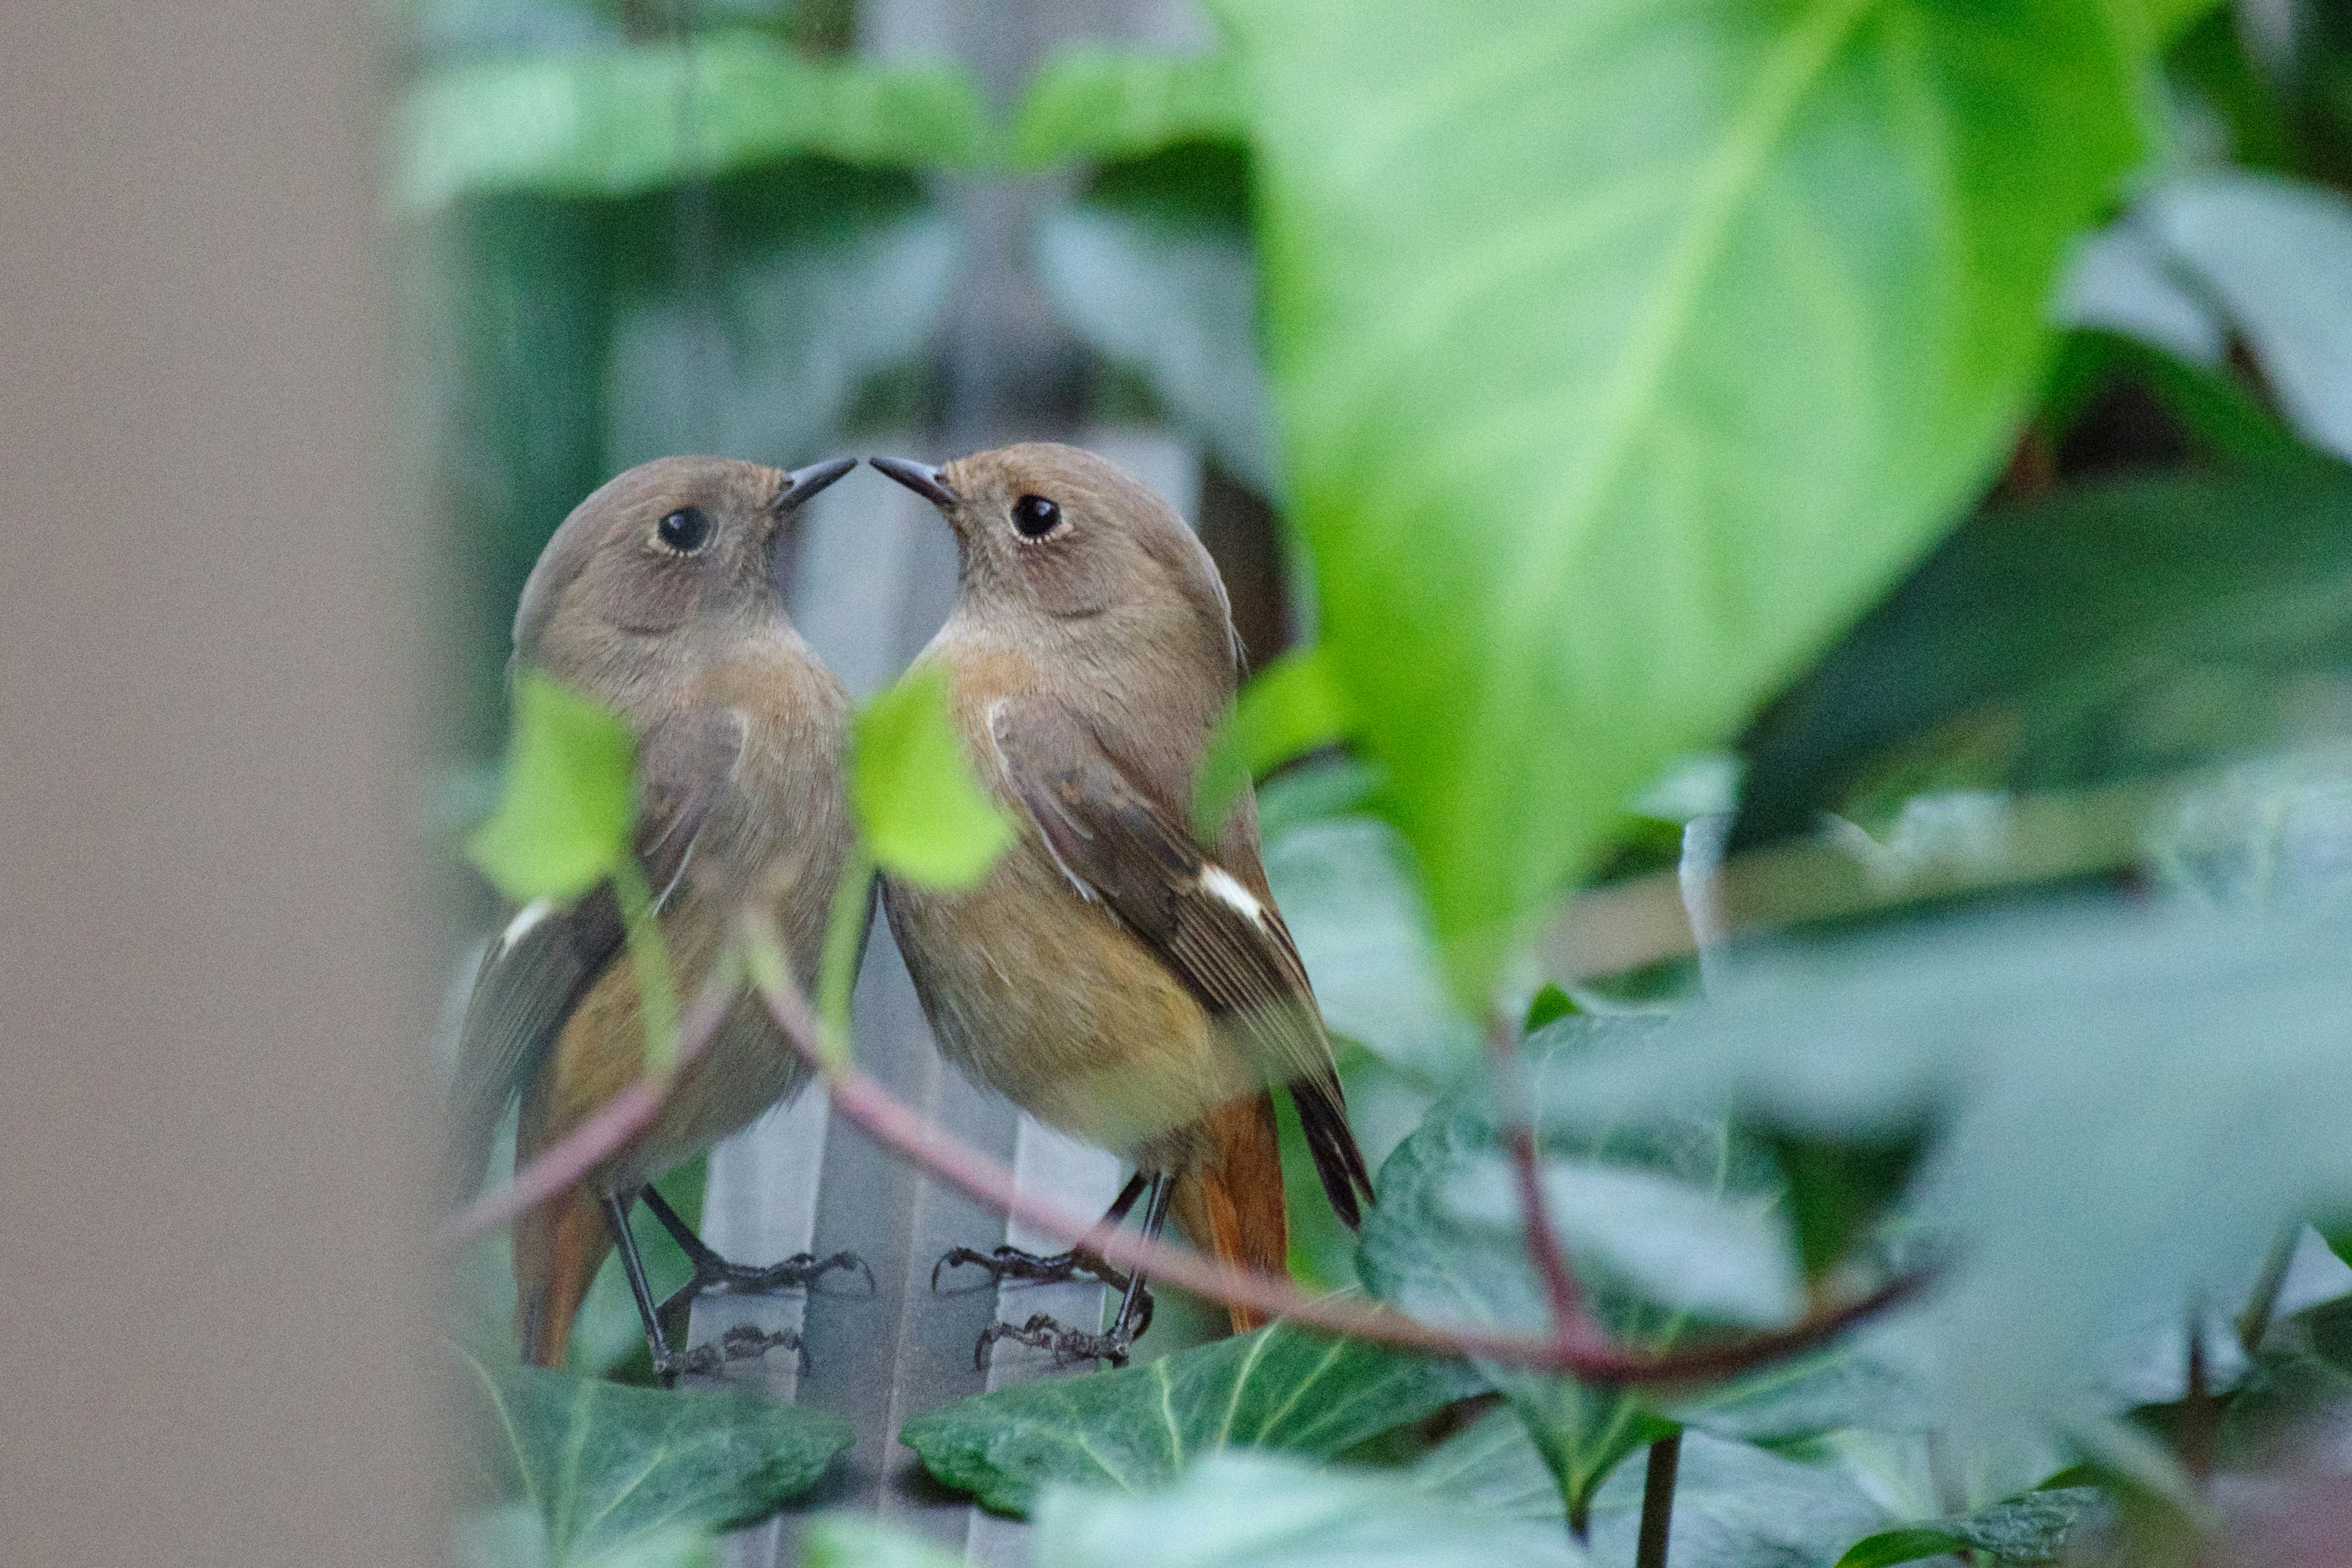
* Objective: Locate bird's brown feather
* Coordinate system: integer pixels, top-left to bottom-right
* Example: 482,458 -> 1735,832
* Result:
1168,1090 -> 1287,1333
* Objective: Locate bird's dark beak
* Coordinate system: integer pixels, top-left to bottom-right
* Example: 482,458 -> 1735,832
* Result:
775,456 -> 858,512
868,455 -> 959,510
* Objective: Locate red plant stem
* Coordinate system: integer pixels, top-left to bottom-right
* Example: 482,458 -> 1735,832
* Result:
1486,1014 -> 1585,1340
742,907 -> 1921,1382
429,970 -> 739,1254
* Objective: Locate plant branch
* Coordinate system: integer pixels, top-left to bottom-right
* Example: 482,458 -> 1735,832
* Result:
740,902 -> 1923,1382
1485,1013 -> 1585,1338
2237,1226 -> 2299,1357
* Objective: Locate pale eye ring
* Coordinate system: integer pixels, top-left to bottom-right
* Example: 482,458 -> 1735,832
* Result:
656,506 -> 712,553
1011,494 -> 1062,540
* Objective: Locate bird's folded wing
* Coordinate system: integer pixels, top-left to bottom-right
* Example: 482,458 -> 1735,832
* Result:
989,698 -> 1374,1226
442,705 -> 748,1210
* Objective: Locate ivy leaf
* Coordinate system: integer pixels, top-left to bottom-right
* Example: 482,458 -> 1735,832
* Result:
1208,0 -> 2149,992
399,35 -> 989,207
469,673 -> 636,904
459,1350 -> 852,1563
854,665 -> 1017,891
1408,1408 -> 1894,1568
899,1320 -> 1486,1515
1831,1487 -> 2111,1567
1032,1449 -> 1583,1567
1011,47 -> 1246,169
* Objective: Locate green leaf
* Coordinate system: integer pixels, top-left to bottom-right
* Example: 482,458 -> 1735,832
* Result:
1521,986 -> 1578,1035
469,673 -> 637,903
1032,1450 -> 1584,1567
399,35 -> 990,207
853,665 -> 1017,891
1036,143 -> 1278,497
1408,1408 -> 1895,1568
1210,0 -> 2150,992
1012,47 -> 1246,168
1832,1487 -> 2111,1567
1765,1126 -> 1930,1283
459,1349 -> 852,1563
1548,902 -> 2352,1446
1194,646 -> 1354,841
899,1319 -> 1486,1516
1733,468 -> 2352,848
801,1515 -> 964,1568
2041,330 -> 2314,470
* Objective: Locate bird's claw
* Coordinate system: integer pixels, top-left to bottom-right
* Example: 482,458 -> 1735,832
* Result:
931,1244 -> 1129,1294
696,1249 -> 872,1298
652,1324 -> 804,1382
973,1292 -> 1155,1371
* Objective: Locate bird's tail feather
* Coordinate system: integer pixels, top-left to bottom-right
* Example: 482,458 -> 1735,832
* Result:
513,1189 -> 613,1369
1170,1090 -> 1288,1334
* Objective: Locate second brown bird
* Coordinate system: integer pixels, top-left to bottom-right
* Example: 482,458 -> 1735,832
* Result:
871,443 -> 1373,1365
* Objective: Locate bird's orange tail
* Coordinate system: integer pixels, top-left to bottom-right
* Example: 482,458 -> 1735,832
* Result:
1170,1090 -> 1289,1334
512,1189 -> 614,1369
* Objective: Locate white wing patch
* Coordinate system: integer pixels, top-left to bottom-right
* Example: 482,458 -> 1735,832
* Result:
1198,865 -> 1270,927
499,898 -> 553,952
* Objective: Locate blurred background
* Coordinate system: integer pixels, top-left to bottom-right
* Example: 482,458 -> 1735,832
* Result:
17,0 -> 2352,1564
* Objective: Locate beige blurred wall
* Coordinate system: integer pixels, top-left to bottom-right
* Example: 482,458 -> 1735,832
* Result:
0,4 -> 440,1564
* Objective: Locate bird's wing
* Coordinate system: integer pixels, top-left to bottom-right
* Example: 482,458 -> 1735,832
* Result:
442,706 -> 748,1210
989,699 -> 1374,1226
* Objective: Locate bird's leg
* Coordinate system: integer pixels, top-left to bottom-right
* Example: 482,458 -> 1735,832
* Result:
636,1184 -> 870,1343
933,1170 -> 1149,1293
975,1174 -> 1170,1370
604,1193 -> 807,1384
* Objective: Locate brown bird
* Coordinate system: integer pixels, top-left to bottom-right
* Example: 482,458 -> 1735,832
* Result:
447,454 -> 863,1374
870,443 -> 1373,1364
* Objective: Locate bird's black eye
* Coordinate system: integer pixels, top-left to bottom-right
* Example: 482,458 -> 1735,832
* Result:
656,506 -> 711,554
1011,494 -> 1062,540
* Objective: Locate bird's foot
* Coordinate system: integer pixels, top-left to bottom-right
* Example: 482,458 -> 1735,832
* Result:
657,1249 -> 870,1327
931,1244 -> 1129,1293
973,1294 -> 1155,1371
652,1324 -> 804,1383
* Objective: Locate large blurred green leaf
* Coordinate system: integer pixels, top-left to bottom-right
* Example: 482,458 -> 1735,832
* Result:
1012,47 -> 1246,168
454,1503 -> 712,1568
855,665 -> 1017,891
469,673 -> 636,903
1032,1450 -> 1583,1567
1550,903 -> 2352,1451
400,35 -> 988,206
1210,0 -> 2151,990
899,1320 -> 1485,1516
459,1350 -> 851,1563
1733,469 -> 2352,846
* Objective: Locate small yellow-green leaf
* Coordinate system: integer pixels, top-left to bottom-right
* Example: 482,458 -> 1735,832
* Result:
1194,644 -> 1355,841
468,673 -> 637,903
853,666 -> 1016,891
